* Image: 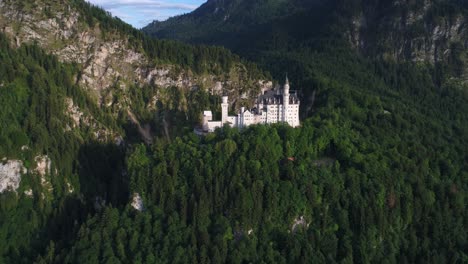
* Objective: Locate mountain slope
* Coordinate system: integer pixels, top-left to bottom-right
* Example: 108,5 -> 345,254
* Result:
144,0 -> 324,40
0,0 -> 268,109
0,0 -> 270,262
143,0 -> 331,55
130,1 -> 468,262
144,0 -> 468,81
0,30 -> 124,262
344,0 -> 468,77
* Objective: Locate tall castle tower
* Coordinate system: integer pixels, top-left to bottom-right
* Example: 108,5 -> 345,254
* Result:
283,76 -> 290,123
221,96 -> 229,124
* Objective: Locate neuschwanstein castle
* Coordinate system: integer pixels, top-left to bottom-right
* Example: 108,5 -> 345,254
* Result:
202,77 -> 300,132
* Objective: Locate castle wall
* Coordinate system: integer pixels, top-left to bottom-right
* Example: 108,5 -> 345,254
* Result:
284,103 -> 300,127
206,121 -> 222,132
227,116 -> 238,127
266,104 -> 282,124
242,111 -> 255,127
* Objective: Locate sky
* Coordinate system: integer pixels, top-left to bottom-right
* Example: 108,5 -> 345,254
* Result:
86,0 -> 206,29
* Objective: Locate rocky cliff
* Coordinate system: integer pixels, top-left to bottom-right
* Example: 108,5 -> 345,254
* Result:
0,159 -> 26,193
0,0 -> 265,108
346,1 -> 468,79
0,0 -> 269,203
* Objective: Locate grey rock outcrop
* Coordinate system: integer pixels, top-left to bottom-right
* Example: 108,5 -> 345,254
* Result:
347,1 -> 468,80
0,0 -> 263,106
131,193 -> 144,211
0,160 -> 27,193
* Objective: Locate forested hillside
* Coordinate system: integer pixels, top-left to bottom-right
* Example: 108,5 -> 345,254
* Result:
144,0 -> 323,41
53,68 -> 468,262
0,0 -> 267,124
0,0 -> 266,262
0,0 -> 467,263
144,0 -> 468,81
0,30 -> 126,262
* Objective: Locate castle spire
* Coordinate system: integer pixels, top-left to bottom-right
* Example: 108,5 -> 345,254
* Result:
284,74 -> 290,95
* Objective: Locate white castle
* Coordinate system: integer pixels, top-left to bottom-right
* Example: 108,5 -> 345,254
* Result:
202,77 -> 300,132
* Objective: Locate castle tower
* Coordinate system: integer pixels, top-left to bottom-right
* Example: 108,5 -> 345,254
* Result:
240,106 -> 245,128
221,96 -> 229,124
283,76 -> 290,123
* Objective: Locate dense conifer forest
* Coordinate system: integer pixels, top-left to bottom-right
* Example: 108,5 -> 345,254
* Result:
51,45 -> 467,262
0,0 -> 467,263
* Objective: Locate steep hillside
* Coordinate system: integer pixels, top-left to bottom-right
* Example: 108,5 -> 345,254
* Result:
0,31 -> 125,262
0,0 -> 268,111
134,1 -> 468,262
343,0 -> 468,79
144,0 -> 468,81
0,0 -> 269,262
144,0 -> 323,40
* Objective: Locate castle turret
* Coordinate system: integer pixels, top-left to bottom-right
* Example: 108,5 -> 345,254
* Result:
221,96 -> 229,124
283,76 -> 290,122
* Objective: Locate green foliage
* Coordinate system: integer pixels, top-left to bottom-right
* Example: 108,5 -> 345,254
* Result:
39,0 -> 468,258
0,32 -> 125,262
0,0 -> 467,263
53,95 -> 467,262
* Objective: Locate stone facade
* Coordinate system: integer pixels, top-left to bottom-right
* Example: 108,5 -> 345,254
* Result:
202,77 -> 300,132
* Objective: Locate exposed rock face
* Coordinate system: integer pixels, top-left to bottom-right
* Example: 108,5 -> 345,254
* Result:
347,1 -> 468,80
66,98 -> 83,128
127,110 -> 153,145
291,216 -> 308,232
131,193 -> 144,211
0,3 -> 145,99
0,160 -> 27,193
0,0 -> 263,105
24,188 -> 33,197
34,155 -> 51,177
0,2 -> 145,97
34,155 -> 54,194
66,181 -> 74,193
65,98 -> 118,142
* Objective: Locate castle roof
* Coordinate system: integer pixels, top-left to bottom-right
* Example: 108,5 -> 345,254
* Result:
257,89 -> 299,105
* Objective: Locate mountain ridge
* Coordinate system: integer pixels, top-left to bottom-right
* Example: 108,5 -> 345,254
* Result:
0,0 -> 269,110
144,0 -> 468,82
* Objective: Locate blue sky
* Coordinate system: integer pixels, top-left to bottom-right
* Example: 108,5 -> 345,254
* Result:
87,0 -> 206,28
